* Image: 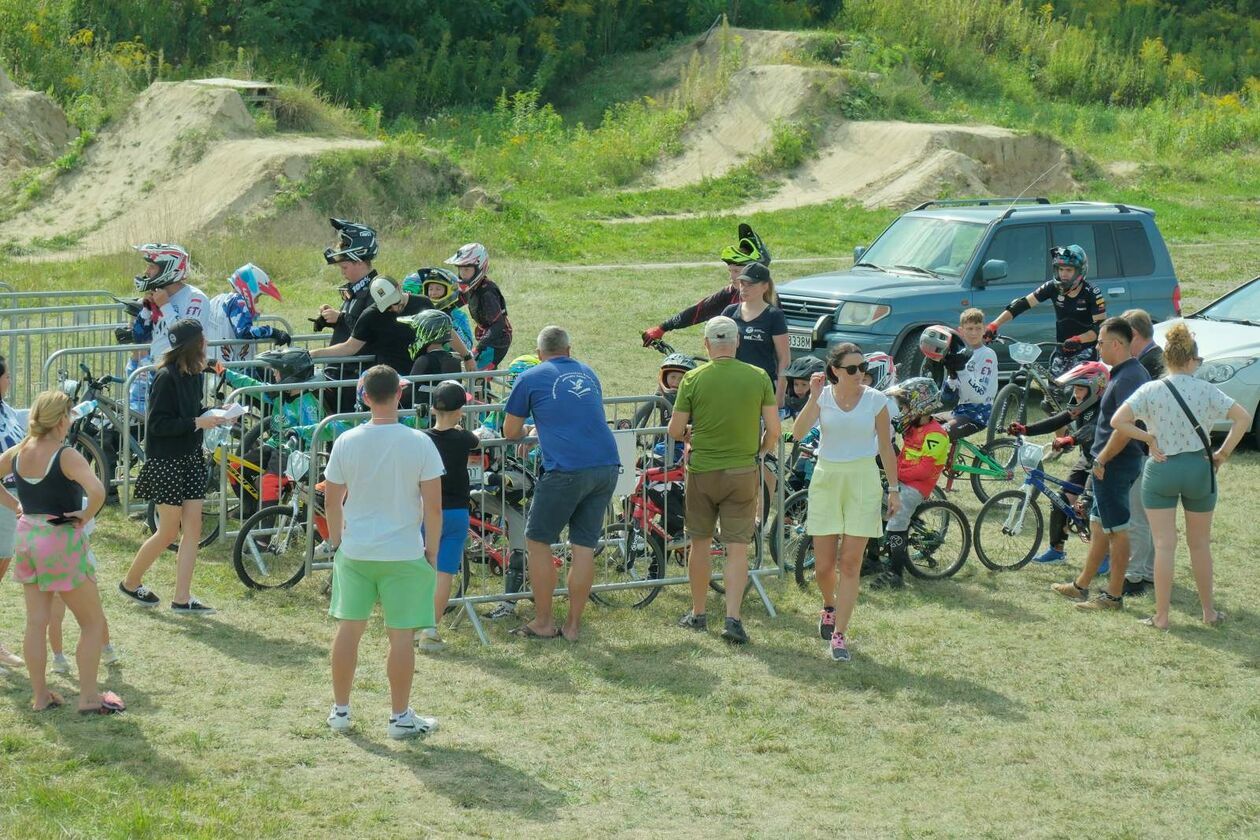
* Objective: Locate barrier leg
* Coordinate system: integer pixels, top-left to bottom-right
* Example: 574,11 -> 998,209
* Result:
456,601 -> 491,646
749,571 -> 777,619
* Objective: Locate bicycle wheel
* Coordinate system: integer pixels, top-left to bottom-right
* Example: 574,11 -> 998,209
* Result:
769,488 -> 810,571
973,489 -> 1043,571
969,436 -> 1019,503
232,504 -> 309,589
72,433 -> 110,496
903,499 -> 970,580
145,497 -> 220,551
590,522 -> 664,609
792,526 -> 817,587
989,383 -> 1030,442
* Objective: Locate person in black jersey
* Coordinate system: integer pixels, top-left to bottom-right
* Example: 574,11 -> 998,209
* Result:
316,218 -> 380,412
640,223 -> 771,346
0,390 -> 121,713
417,381 -> 481,652
121,319 -> 234,615
445,243 -> 513,369
984,244 -> 1107,378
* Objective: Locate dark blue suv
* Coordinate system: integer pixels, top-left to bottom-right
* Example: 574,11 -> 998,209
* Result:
779,198 -> 1182,373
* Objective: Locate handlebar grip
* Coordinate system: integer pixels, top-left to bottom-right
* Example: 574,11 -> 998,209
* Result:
100,375 -> 120,385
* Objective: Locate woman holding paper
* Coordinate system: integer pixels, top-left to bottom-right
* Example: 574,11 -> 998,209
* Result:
120,319 -> 233,615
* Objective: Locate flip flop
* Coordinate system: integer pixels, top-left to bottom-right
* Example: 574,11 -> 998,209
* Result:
1139,616 -> 1169,631
509,625 -> 560,639
79,691 -> 126,716
33,692 -> 64,712
1204,610 -> 1226,627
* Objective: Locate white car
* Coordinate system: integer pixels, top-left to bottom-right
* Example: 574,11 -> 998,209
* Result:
1153,275 -> 1260,444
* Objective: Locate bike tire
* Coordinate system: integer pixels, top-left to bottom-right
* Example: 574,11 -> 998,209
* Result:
71,433 -> 111,497
973,489 -> 1043,572
792,523 -> 816,587
590,522 -> 664,609
145,498 -> 221,551
987,382 -> 1027,443
968,436 -> 1019,503
232,504 -> 309,590
903,499 -> 971,580
768,488 -> 810,571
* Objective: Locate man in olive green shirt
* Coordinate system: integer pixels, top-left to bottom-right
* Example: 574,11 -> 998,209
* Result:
667,316 -> 779,644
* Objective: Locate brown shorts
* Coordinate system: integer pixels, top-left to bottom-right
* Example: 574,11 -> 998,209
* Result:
685,465 -> 759,543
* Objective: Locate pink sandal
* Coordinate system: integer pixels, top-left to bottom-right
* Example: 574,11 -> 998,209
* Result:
79,690 -> 126,716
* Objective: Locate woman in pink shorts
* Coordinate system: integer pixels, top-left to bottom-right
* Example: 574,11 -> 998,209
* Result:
0,390 -> 122,714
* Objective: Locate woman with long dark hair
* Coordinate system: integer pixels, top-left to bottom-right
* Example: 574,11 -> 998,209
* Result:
119,319 -> 232,614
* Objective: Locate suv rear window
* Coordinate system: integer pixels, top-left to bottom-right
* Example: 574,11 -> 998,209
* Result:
1114,222 -> 1155,276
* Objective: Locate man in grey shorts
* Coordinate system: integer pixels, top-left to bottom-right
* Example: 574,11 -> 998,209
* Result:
667,316 -> 779,644
1121,309 -> 1165,597
503,326 -> 619,642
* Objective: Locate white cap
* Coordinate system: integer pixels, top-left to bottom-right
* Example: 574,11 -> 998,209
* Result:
369,277 -> 403,312
704,315 -> 739,343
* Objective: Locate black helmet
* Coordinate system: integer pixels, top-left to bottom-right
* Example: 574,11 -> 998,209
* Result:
256,348 -> 314,385
324,218 -> 378,264
658,353 -> 699,396
785,354 -> 825,382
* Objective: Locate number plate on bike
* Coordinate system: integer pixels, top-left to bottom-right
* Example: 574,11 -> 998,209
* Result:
787,331 -> 813,350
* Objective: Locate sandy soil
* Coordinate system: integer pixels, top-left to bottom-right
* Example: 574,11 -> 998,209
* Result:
0,66 -> 76,188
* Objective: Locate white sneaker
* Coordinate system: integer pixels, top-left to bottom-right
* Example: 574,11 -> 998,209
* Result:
387,709 -> 439,740
417,628 -> 445,653
314,540 -> 337,560
327,706 -> 352,732
101,644 -> 120,666
51,653 -> 72,675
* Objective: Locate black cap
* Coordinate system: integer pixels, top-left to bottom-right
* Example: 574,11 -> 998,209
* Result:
432,380 -> 468,412
168,317 -> 204,350
736,262 -> 771,283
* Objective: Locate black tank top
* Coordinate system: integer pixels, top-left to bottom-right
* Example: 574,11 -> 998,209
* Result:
12,447 -> 84,517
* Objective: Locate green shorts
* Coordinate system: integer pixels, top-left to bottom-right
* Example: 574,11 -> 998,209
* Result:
1141,451 -> 1217,513
328,551 -> 436,630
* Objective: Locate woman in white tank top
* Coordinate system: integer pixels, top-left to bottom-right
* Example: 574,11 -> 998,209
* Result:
791,343 -> 899,662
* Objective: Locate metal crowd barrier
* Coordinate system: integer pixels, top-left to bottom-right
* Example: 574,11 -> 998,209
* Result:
299,394 -> 785,645
0,289 -> 124,307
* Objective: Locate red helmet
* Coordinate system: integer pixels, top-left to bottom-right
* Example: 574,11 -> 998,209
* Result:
133,243 -> 189,291
1055,361 -> 1109,411
919,324 -> 966,362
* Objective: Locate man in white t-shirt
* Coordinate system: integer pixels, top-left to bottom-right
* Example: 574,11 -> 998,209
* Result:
323,365 -> 445,740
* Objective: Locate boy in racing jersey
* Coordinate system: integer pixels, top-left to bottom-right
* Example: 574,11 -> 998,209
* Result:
984,244 -> 1106,378
128,244 -> 209,413
204,263 -> 291,364
445,243 -> 513,369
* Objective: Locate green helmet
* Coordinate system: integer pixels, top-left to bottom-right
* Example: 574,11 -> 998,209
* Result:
401,308 -> 453,350
720,223 -> 771,267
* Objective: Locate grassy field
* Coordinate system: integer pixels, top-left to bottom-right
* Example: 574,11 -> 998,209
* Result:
1,232 -> 1259,837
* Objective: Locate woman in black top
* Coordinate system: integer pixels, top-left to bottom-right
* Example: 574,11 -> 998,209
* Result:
0,390 -> 119,713
720,261 -> 789,407
121,319 -> 233,615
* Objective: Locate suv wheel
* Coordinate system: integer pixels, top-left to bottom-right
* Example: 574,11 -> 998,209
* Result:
893,329 -> 928,380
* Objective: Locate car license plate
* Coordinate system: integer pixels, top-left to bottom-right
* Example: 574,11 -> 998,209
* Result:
788,331 -> 813,350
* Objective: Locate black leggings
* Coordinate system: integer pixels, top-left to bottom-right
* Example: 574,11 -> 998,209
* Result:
946,417 -> 984,442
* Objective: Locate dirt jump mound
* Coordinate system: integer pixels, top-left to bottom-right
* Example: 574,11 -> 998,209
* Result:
0,66 -> 76,189
0,80 -> 390,254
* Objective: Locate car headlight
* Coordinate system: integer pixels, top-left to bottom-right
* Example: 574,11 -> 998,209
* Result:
1197,356 -> 1257,384
833,302 -> 891,327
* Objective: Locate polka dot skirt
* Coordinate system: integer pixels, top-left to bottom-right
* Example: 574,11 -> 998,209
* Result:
135,452 -> 209,506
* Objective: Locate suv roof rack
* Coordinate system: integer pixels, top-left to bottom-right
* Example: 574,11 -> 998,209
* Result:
912,197 -> 1050,211
999,201 -> 1151,221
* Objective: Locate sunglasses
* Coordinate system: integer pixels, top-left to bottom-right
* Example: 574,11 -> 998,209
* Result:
833,362 -> 869,376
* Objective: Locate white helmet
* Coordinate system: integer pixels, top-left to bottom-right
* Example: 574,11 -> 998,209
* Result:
445,242 -> 489,291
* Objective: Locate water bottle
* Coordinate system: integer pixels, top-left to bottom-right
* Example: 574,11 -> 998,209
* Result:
203,424 -> 231,452
69,400 -> 97,422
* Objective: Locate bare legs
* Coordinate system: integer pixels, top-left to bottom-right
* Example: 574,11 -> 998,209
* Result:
814,533 -> 868,634
123,500 -> 204,603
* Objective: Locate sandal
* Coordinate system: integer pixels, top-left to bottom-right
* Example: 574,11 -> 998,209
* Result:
79,691 -> 126,715
1204,610 -> 1226,627
1139,616 -> 1169,631
33,691 -> 64,712
509,625 -> 560,639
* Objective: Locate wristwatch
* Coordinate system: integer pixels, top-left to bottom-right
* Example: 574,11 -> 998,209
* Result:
461,354 -> 473,362
888,485 -> 901,493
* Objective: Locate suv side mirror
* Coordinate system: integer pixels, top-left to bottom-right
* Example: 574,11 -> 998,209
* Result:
853,246 -> 866,263
978,259 -> 1007,286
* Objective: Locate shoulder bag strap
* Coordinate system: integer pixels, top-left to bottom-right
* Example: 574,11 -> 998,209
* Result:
1162,380 -> 1215,493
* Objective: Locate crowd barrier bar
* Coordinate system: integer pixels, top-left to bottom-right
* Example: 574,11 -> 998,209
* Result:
301,396 -> 781,646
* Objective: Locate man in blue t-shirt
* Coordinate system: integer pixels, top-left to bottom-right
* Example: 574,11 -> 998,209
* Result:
503,326 -> 619,642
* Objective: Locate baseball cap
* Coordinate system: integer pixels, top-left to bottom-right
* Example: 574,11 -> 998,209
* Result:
704,315 -> 739,343
168,317 -> 204,350
432,380 -> 469,412
369,276 -> 403,312
736,262 -> 771,284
